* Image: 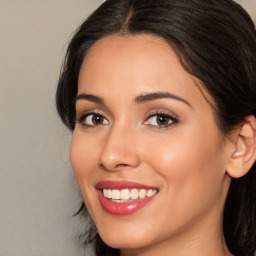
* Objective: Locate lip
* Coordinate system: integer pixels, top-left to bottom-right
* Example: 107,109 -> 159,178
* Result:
95,180 -> 158,215
96,180 -> 158,190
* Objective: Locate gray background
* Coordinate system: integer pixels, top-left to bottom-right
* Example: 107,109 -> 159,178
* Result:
0,1 -> 255,256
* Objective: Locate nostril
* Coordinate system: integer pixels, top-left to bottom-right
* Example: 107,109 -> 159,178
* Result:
99,163 -> 106,170
117,163 -> 130,167
99,162 -> 131,172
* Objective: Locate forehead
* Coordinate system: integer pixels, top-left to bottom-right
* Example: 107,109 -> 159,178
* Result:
79,34 -> 184,86
78,34 -> 212,111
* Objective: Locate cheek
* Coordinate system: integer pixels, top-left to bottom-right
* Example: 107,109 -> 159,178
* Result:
69,130 -> 99,195
70,130 -> 103,220
70,129 -> 100,174
143,125 -> 226,212
70,132 -> 88,177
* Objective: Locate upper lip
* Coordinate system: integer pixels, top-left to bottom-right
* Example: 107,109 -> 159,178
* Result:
95,180 -> 159,190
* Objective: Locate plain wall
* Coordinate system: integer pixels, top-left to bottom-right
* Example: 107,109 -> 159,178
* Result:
0,1 -> 255,256
0,1 -> 102,256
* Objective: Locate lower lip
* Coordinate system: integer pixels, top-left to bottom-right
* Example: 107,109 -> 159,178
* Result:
97,190 -> 156,215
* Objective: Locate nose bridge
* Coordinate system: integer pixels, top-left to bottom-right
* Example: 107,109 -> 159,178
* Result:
99,121 -> 140,171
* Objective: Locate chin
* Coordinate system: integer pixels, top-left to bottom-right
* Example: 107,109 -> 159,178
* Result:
96,221 -> 156,250
100,233 -> 153,250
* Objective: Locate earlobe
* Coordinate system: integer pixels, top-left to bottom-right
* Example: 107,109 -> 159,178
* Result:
227,115 -> 256,178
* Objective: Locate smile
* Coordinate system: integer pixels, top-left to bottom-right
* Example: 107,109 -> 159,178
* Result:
103,188 -> 158,202
96,181 -> 159,215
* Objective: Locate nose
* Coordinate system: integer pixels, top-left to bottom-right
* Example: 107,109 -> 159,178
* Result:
98,126 -> 140,172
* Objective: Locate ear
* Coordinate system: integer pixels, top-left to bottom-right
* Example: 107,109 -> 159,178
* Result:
226,115 -> 256,178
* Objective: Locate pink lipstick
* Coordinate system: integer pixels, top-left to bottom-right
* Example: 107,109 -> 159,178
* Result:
96,181 -> 158,215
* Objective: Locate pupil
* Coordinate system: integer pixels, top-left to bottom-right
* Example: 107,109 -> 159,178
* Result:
157,115 -> 168,125
93,115 -> 103,124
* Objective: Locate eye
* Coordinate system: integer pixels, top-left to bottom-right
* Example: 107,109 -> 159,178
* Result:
144,113 -> 178,128
76,113 -> 109,127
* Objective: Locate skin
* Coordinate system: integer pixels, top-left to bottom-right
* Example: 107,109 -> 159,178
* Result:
70,34 -> 235,256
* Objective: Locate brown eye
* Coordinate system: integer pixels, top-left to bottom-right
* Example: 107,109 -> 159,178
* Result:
156,115 -> 170,125
77,113 -> 109,126
92,114 -> 104,125
144,113 -> 178,128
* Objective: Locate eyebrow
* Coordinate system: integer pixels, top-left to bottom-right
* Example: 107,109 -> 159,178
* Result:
74,91 -> 192,107
134,91 -> 192,107
75,94 -> 104,105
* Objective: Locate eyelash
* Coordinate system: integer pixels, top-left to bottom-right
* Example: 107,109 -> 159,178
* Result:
75,112 -> 109,128
75,110 -> 178,129
144,111 -> 178,129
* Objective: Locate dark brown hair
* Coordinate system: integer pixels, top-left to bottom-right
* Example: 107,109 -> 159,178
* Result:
56,0 -> 256,255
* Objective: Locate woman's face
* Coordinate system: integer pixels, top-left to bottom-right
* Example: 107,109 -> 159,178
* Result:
70,34 -> 232,252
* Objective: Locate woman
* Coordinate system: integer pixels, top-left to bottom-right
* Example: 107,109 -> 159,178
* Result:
56,0 -> 256,255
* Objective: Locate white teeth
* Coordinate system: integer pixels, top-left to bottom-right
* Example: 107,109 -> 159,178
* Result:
103,189 -> 108,197
112,199 -> 129,203
139,189 -> 146,199
130,189 -> 139,199
147,189 -> 155,197
102,188 -> 157,201
107,189 -> 112,198
120,189 -> 130,200
112,190 -> 120,200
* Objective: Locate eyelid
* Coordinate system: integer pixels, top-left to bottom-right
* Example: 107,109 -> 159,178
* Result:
143,108 -> 178,120
75,107 -> 107,119
142,109 -> 179,128
75,109 -> 110,127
